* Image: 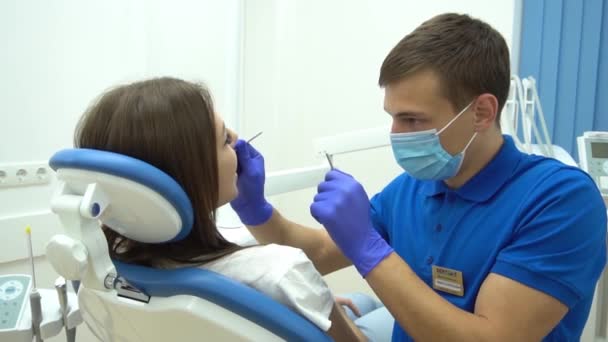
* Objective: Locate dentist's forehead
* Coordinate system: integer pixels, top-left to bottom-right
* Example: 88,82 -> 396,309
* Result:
383,78 -> 456,117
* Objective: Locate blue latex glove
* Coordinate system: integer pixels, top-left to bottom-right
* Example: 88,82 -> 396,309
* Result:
310,169 -> 394,276
230,139 -> 273,226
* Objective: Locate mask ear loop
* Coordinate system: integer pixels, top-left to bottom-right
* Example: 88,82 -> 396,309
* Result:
460,100 -> 479,153
436,99 -> 478,155
437,100 -> 475,135
462,131 -> 478,153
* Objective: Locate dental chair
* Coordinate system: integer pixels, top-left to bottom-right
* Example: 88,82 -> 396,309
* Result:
45,148 -> 333,342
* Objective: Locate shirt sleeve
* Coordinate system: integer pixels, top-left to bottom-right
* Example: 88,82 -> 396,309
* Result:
370,192 -> 390,243
273,250 -> 335,331
492,168 -> 607,308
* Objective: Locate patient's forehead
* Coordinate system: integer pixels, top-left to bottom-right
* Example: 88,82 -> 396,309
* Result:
213,112 -> 225,140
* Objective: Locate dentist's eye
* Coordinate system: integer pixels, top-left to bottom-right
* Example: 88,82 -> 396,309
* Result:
225,132 -> 233,145
401,117 -> 421,125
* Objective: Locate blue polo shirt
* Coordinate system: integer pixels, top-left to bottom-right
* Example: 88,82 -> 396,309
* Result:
370,135 -> 607,341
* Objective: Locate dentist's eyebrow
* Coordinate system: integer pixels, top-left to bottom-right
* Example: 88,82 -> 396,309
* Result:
388,111 -> 426,118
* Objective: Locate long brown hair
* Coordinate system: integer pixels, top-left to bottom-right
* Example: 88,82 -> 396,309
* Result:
75,77 -> 240,267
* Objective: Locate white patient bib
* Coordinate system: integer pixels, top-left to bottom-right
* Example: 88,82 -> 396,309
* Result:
201,244 -> 334,331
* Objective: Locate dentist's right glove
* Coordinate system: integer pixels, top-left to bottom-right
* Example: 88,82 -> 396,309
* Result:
310,169 -> 394,277
230,139 -> 273,226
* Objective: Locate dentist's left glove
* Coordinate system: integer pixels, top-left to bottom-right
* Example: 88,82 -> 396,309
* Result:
310,170 -> 394,277
230,139 -> 273,226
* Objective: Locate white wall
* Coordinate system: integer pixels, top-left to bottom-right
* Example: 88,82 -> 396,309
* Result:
0,1 -> 242,340
242,0 -> 515,223
0,0 -> 243,261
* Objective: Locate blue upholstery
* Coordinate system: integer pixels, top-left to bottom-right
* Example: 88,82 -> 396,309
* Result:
50,148 -> 332,341
49,148 -> 193,242
115,261 -> 332,342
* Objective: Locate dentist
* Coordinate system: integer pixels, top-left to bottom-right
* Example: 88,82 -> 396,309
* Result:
231,13 -> 606,341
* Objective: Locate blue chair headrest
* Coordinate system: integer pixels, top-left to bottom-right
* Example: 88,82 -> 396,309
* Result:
49,148 -> 193,242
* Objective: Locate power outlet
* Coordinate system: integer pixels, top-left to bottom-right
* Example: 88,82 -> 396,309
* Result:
0,162 -> 52,188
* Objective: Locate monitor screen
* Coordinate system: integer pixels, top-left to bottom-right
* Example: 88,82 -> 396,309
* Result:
591,142 -> 608,158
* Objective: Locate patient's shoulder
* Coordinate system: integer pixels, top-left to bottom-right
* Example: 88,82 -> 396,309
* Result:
256,243 -> 310,260
203,244 -> 315,282
226,243 -> 309,263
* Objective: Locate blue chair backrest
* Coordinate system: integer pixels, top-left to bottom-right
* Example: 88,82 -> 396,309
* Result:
115,261 -> 332,342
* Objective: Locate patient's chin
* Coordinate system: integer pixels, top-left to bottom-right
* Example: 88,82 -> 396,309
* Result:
230,185 -> 238,199
217,187 -> 238,207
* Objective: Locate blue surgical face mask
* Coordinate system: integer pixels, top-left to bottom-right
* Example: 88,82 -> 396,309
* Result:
390,101 -> 477,180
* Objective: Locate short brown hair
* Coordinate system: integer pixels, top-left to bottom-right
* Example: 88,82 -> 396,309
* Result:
75,77 -> 240,267
379,13 -> 510,119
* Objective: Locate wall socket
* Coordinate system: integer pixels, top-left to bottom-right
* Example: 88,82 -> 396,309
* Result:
0,162 -> 52,188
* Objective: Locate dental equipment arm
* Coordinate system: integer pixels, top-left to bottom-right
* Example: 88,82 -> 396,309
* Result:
29,290 -> 42,342
26,226 -> 43,342
55,277 -> 76,342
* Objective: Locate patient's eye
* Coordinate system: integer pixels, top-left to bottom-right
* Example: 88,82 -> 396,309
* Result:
225,132 -> 233,145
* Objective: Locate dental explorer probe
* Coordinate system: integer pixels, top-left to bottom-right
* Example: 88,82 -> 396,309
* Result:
247,131 -> 263,143
325,152 -> 334,170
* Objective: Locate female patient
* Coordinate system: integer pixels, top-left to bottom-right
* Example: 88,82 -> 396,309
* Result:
74,77 -> 367,341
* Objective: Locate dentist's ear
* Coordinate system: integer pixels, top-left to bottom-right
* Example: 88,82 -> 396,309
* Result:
472,93 -> 499,131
